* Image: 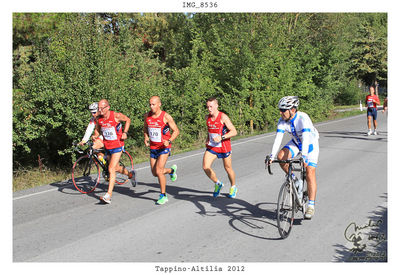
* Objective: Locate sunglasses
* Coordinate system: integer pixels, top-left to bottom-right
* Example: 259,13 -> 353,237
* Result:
91,111 -> 97,114
279,108 -> 289,113
98,106 -> 109,111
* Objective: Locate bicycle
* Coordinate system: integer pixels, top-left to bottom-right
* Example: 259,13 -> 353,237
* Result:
265,156 -> 309,239
72,141 -> 136,194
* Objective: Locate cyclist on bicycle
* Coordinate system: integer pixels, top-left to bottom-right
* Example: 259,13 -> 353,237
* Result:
93,99 -> 134,204
78,102 -> 106,164
266,96 -> 319,219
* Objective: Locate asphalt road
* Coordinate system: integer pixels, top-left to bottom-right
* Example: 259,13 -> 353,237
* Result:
13,113 -> 388,264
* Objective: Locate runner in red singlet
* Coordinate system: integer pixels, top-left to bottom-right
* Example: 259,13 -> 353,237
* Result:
202,97 -> 238,198
93,99 -> 133,204
144,96 -> 180,205
365,86 -> 381,135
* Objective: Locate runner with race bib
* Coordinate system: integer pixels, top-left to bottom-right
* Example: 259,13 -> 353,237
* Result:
94,99 -> 134,204
203,97 -> 238,198
365,85 -> 380,135
144,96 -> 180,205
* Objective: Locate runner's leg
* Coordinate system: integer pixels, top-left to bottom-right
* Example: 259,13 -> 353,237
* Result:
107,151 -> 123,196
367,115 -> 372,130
155,153 -> 170,194
203,150 -> 218,183
222,154 -> 235,186
150,157 -> 157,177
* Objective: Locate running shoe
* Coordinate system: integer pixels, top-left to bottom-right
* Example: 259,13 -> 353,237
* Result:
169,164 -> 177,182
100,193 -> 112,204
304,206 -> 315,219
129,170 -> 137,187
213,182 -> 223,197
156,193 -> 169,205
373,130 -> 378,135
228,185 -> 238,198
367,129 -> 372,136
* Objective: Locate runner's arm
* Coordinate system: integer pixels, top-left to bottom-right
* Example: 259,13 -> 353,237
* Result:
143,114 -> 150,147
375,95 -> 381,105
164,112 -> 180,143
220,113 -> 237,139
115,112 -> 131,139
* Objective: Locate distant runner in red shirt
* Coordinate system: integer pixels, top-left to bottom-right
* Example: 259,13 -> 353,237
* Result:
365,86 -> 380,135
203,97 -> 238,198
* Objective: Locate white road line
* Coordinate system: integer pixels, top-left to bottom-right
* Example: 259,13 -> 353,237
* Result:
13,114 -> 363,201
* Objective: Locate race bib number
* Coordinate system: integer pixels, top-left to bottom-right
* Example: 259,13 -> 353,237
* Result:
149,127 -> 162,142
208,133 -> 222,148
367,100 -> 374,108
102,127 -> 117,140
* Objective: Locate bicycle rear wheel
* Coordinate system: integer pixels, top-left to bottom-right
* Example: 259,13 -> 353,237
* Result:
276,181 -> 295,239
115,151 -> 134,185
72,155 -> 101,194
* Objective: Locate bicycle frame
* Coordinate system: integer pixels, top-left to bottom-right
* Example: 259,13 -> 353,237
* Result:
267,158 -> 306,207
74,141 -> 107,175
266,157 -> 308,238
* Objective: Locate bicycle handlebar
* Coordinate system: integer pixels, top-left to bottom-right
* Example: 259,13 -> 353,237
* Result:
72,140 -> 94,154
265,157 -> 303,175
72,140 -> 105,155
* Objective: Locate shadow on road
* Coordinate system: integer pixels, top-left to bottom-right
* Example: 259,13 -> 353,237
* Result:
53,177 -> 309,240
332,193 -> 387,262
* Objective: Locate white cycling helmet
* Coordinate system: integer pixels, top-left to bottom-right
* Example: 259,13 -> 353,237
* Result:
88,102 -> 98,112
278,96 -> 299,110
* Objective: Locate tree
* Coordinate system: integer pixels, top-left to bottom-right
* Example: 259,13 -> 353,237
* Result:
348,14 -> 387,87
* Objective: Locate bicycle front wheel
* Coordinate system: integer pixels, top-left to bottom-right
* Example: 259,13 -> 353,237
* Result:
276,181 -> 295,239
115,151 -> 134,185
72,155 -> 101,194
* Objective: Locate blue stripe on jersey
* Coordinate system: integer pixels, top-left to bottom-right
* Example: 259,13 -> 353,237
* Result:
302,128 -> 311,132
277,129 -> 285,133
290,120 -> 302,151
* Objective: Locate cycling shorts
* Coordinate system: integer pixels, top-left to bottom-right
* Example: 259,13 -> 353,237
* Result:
105,146 -> 124,156
150,148 -> 171,159
206,148 -> 232,159
367,108 -> 378,120
283,139 -> 319,168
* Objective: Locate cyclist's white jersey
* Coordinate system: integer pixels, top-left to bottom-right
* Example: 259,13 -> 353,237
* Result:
270,111 -> 319,163
81,117 -> 103,143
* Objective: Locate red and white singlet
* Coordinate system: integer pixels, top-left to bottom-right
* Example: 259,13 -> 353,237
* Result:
206,111 -> 231,153
146,111 -> 171,150
98,111 -> 124,150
